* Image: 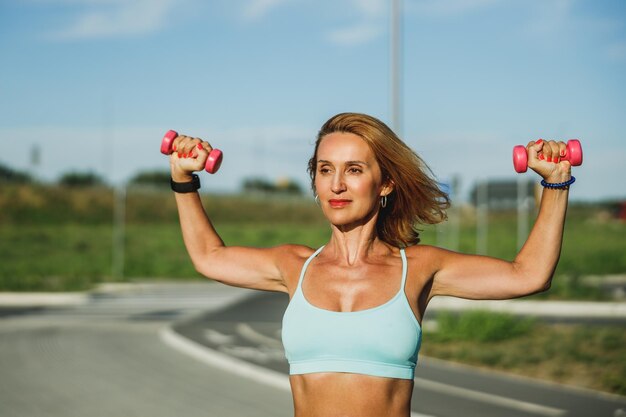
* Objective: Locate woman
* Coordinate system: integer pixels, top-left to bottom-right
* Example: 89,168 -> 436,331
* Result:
169,112 -> 573,417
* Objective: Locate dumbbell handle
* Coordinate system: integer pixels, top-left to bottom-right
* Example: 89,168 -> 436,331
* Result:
160,130 -> 223,174
513,139 -> 583,173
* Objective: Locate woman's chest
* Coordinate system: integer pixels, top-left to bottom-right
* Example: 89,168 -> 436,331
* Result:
301,262 -> 404,312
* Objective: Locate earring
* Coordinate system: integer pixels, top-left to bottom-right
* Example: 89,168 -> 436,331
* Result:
315,194 -> 320,205
380,195 -> 387,208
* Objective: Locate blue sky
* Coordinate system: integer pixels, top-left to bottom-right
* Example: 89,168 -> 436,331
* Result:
1,0 -> 624,201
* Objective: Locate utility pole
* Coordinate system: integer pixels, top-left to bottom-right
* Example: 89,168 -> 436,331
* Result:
113,184 -> 126,280
476,180 -> 488,255
517,177 -> 530,251
391,0 -> 403,137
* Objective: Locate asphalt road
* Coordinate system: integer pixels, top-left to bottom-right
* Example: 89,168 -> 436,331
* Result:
1,283 -> 625,417
173,290 -> 626,417
0,284 -> 294,417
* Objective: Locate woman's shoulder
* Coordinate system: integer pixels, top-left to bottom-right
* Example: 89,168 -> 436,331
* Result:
271,244 -> 318,293
401,244 -> 448,287
402,244 -> 448,265
403,243 -> 442,255
273,243 -> 317,258
270,244 -> 318,269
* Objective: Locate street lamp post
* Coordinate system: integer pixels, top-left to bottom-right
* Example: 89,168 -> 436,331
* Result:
391,0 -> 403,137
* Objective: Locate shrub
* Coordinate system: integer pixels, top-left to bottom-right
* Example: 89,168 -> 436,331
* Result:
0,162 -> 32,183
129,170 -> 170,186
433,310 -> 536,343
58,171 -> 106,187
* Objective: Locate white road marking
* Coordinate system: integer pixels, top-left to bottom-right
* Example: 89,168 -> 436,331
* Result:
161,325 -> 291,392
161,325 -> 436,417
204,329 -> 236,344
233,322 -> 564,416
236,323 -> 283,348
414,377 -> 566,416
219,345 -> 286,363
166,321 -> 567,417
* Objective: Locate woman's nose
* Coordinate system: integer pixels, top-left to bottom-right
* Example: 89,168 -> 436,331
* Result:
331,173 -> 346,194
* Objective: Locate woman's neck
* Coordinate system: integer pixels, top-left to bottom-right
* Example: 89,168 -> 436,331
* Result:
326,219 -> 389,265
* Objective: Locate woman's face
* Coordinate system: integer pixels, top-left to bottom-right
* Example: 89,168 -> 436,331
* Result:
314,132 -> 392,228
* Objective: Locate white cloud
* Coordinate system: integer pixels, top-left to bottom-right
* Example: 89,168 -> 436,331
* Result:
241,0 -> 293,21
408,0 -> 501,17
48,0 -> 177,40
25,0 -> 126,5
324,0 -> 387,47
240,0 -> 387,46
242,0 -> 385,22
326,22 -> 383,46
348,0 -> 386,17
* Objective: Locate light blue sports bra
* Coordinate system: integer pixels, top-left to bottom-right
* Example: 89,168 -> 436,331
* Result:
282,246 -> 422,380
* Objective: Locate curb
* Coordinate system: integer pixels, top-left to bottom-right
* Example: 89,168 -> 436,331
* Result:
0,281 -> 217,308
426,297 -> 626,319
1,283 -> 625,320
0,292 -> 89,307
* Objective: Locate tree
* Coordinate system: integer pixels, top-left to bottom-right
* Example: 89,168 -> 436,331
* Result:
242,177 -> 303,195
58,171 -> 106,187
0,162 -> 32,183
129,170 -> 170,186
242,177 -> 275,193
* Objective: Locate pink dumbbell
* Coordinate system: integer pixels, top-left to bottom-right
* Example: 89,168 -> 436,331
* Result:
160,130 -> 223,174
513,139 -> 583,173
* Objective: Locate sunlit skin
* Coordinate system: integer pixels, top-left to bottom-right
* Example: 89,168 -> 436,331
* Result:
170,129 -> 571,417
288,132 -> 416,417
314,132 -> 394,261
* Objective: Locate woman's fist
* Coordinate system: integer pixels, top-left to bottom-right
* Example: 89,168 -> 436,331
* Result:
161,130 -> 222,180
526,139 -> 572,183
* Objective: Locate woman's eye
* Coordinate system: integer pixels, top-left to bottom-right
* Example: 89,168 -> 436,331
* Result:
348,167 -> 362,174
319,167 -> 331,174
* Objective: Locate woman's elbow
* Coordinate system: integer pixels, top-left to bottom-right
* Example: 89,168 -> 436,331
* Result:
193,262 -> 221,283
541,278 -> 553,292
189,247 -> 222,280
524,275 -> 553,296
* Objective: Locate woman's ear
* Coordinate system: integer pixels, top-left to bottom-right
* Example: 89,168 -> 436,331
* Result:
381,178 -> 395,197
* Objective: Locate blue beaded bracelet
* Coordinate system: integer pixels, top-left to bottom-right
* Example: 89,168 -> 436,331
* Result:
541,176 -> 576,189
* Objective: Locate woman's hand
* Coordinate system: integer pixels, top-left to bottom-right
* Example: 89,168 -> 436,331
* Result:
169,134 -> 214,182
526,139 -> 572,183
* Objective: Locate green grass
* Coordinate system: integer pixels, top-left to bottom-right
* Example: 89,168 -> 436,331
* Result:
433,206 -> 626,277
1,184 -> 625,293
0,222 -> 331,291
122,222 -> 331,279
0,224 -> 113,291
422,311 -> 626,396
2,185 -> 624,395
431,310 -> 536,343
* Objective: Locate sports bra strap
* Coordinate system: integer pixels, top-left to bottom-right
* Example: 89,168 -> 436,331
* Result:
297,246 -> 408,290
296,246 -> 324,290
400,247 -> 408,290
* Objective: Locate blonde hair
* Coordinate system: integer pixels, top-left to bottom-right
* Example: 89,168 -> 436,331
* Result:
308,112 -> 449,247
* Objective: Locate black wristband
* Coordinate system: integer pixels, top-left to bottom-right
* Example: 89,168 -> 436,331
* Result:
171,174 -> 200,193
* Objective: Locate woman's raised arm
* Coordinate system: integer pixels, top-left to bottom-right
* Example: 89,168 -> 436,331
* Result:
425,139 -> 573,301
170,134 -> 308,293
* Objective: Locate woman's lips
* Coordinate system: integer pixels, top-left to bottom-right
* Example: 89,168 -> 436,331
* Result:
329,199 -> 352,208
